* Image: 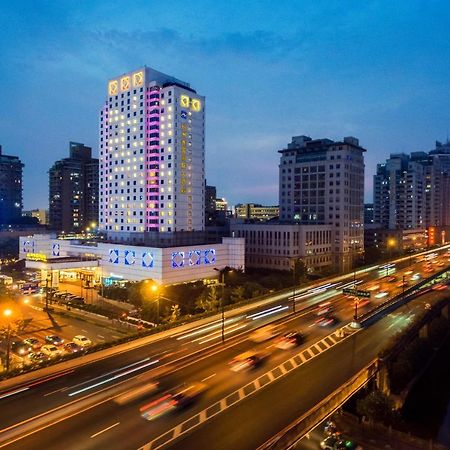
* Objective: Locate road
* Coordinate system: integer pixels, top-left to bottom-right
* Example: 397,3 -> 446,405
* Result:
0,248 -> 446,448
0,250 -> 447,449
3,288 -> 444,450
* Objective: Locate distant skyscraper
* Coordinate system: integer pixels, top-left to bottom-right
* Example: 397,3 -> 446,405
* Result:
99,67 -> 205,241
205,183 -> 217,226
49,142 -> 98,232
235,203 -> 279,222
0,145 -> 24,225
279,136 -> 365,270
373,150 -> 450,230
364,203 -> 374,225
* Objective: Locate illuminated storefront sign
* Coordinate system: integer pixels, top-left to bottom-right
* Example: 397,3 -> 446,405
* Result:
26,253 -> 47,262
172,249 -> 216,268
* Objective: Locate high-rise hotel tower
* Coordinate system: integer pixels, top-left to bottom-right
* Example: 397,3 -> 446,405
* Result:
99,67 -> 205,241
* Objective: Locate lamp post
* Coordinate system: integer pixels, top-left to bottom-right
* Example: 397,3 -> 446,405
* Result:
213,268 -> 226,343
3,308 -> 12,372
151,284 -> 160,325
353,299 -> 358,321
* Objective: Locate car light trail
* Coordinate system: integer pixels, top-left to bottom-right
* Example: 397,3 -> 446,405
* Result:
68,359 -> 159,397
196,324 -> 249,345
175,317 -> 243,340
0,387 -> 30,401
247,305 -> 289,320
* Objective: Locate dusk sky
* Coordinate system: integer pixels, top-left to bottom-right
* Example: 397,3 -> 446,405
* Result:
1,1 -> 450,210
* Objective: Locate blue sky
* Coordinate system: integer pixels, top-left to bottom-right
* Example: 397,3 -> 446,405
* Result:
1,0 -> 450,209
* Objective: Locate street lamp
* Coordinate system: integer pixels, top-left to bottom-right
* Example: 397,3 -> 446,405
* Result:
151,284 -> 160,325
3,308 -> 12,372
213,268 -> 226,343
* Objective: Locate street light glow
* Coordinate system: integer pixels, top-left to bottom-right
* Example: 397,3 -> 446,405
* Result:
3,308 -> 12,317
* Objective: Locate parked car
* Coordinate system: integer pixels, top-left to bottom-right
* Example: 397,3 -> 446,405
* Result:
41,344 -> 61,358
72,335 -> 92,347
45,335 -> 64,346
11,341 -> 31,356
23,337 -> 41,350
28,352 -> 49,364
63,342 -> 83,354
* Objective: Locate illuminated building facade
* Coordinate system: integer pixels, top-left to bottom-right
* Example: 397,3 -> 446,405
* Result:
99,67 -> 205,242
0,145 -> 23,225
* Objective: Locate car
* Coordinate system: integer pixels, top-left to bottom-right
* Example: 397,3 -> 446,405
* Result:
63,342 -> 83,354
66,297 -> 85,306
248,325 -> 280,343
72,335 -> 92,347
375,291 -> 388,299
23,337 -> 40,350
411,273 -> 421,281
275,331 -> 304,350
229,351 -> 268,372
367,284 -> 380,291
114,382 -> 159,405
11,341 -> 31,356
41,344 -> 61,358
385,276 -> 397,282
334,438 -> 363,450
320,436 -> 338,449
45,335 -> 64,345
28,352 -> 49,364
315,316 -> 338,327
140,382 -> 208,421
317,301 -> 334,315
432,283 -> 447,291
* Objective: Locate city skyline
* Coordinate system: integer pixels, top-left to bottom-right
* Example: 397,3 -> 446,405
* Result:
1,1 -> 450,210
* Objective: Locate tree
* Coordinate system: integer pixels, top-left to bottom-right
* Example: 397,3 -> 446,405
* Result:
195,286 -> 220,313
168,304 -> 181,323
292,259 -> 308,285
356,390 -> 394,423
230,286 -> 246,304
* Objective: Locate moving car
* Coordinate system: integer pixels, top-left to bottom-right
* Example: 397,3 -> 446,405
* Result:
315,316 -> 338,327
229,351 -> 267,372
275,331 -> 304,350
72,335 -> 92,347
248,325 -> 280,343
45,335 -> 64,346
317,302 -> 334,316
115,382 -> 159,405
23,337 -> 40,350
140,382 -> 207,421
41,344 -> 61,358
63,342 -> 83,354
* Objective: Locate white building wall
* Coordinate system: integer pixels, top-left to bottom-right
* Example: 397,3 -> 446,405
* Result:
19,235 -> 244,285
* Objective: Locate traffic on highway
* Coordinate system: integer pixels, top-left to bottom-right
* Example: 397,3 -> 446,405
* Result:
0,246 -> 449,449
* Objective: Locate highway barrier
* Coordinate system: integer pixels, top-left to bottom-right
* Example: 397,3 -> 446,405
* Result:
257,359 -> 379,450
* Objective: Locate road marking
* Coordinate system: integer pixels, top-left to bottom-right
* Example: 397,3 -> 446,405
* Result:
90,422 -> 120,438
81,329 -> 88,333
0,387 -> 29,401
97,335 -> 105,339
201,373 -> 216,382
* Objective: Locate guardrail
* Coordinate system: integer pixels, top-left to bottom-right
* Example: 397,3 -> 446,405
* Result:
258,359 -> 379,450
359,266 -> 450,326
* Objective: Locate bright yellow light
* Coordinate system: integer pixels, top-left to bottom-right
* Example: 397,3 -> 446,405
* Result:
151,285 -> 158,293
387,238 -> 396,248
120,76 -> 131,91
180,95 -> 190,108
108,80 -> 118,95
191,99 -> 201,112
133,71 -> 143,87
3,309 -> 12,318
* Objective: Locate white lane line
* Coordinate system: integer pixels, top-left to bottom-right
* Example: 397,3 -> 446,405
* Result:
90,422 -> 120,438
97,335 -> 105,339
201,373 -> 216,382
81,329 -> 88,333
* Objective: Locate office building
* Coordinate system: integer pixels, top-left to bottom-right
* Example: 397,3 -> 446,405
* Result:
231,221 -> 333,271
279,135 -> 365,271
49,142 -> 99,233
234,203 -> 279,222
0,145 -> 24,225
99,67 -> 205,241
